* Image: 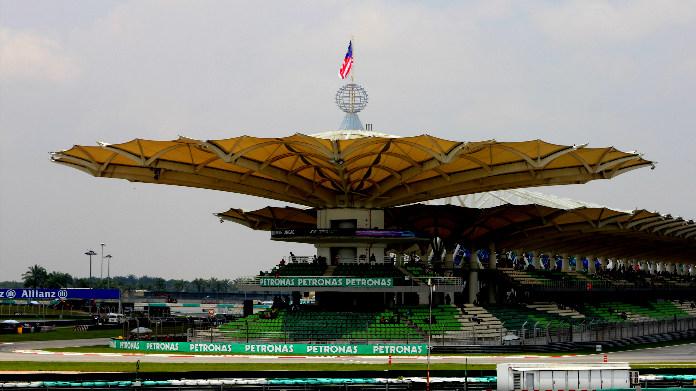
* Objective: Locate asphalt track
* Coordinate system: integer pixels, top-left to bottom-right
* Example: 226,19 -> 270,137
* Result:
1,339 -> 695,366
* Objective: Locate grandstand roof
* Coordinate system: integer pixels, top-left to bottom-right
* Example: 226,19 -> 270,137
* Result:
51,134 -> 653,208
426,188 -> 628,211
218,194 -> 696,263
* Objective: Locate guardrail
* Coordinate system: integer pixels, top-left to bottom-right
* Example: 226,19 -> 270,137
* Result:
271,228 -> 424,239
237,275 -> 464,287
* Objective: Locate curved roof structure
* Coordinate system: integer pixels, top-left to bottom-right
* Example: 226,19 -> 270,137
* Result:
460,205 -> 696,263
427,188 -> 627,211
218,206 -> 317,231
51,133 -> 653,208
217,199 -> 696,264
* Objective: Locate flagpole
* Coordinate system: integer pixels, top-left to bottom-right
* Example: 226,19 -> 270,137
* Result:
350,36 -> 355,113
350,35 -> 355,83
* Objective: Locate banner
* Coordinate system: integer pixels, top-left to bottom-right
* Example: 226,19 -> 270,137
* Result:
259,277 -> 393,288
0,288 -> 120,300
110,340 -> 426,356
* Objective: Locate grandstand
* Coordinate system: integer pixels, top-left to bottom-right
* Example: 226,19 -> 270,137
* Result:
53,82 -> 696,348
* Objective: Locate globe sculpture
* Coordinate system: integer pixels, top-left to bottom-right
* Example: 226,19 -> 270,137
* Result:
335,83 -> 368,130
335,83 -> 368,113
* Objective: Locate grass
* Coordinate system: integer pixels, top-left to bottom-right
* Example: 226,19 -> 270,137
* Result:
0,361 -> 494,372
42,339 -> 696,356
40,345 -> 583,356
1,361 -> 695,373
0,327 -> 121,342
631,363 -> 696,369
44,345 -> 255,355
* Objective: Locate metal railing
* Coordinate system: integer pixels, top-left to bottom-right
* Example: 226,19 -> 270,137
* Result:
191,318 -> 425,344
238,275 -> 464,287
271,228 -> 422,239
190,313 -> 696,347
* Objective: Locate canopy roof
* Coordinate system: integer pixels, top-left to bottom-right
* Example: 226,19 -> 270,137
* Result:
219,206 -> 317,231
51,133 -> 653,208
217,193 -> 696,263
426,188 -> 627,211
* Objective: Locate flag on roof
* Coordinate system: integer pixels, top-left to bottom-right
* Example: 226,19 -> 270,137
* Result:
339,41 -> 353,79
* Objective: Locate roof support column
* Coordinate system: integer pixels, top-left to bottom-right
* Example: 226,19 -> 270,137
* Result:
531,251 -> 541,270
587,256 -> 596,274
574,255 -> 583,272
468,248 -> 480,304
488,242 -> 497,304
561,254 -> 570,272
513,249 -> 523,269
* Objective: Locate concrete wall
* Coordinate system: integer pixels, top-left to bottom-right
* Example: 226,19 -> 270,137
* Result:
317,208 -> 384,229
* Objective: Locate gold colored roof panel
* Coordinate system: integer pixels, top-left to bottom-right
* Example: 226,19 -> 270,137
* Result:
52,133 -> 654,208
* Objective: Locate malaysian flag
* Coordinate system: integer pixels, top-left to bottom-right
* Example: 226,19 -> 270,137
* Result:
339,41 -> 353,79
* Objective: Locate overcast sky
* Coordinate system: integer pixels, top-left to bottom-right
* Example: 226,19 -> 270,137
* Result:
1,1 -> 695,281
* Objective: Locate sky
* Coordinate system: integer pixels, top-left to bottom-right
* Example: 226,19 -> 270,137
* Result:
1,1 -> 695,281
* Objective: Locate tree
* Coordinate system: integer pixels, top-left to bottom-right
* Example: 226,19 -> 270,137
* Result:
153,277 -> 166,291
45,272 -> 73,288
191,278 -> 206,292
208,277 -> 220,293
172,279 -> 188,292
22,265 -> 48,288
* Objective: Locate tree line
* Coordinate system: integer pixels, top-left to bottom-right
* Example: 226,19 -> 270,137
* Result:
11,264 -> 243,293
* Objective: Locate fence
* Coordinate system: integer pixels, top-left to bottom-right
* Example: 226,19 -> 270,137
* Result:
488,316 -> 696,346
191,318 -> 426,345
190,315 -> 696,347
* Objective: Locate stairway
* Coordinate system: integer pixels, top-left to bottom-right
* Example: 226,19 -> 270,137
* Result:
672,300 -> 696,316
457,304 -> 505,340
527,302 -> 586,320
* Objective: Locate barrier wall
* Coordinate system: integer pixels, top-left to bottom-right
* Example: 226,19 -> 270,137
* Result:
110,340 -> 427,355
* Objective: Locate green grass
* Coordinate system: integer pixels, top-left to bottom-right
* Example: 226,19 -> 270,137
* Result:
1,360 -> 694,373
0,327 -> 121,342
0,361 -> 494,372
44,345 -> 255,355
631,363 -> 696,369
42,339 -> 696,357
41,345 -> 570,356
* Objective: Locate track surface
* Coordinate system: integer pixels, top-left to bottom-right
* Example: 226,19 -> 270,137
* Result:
1,340 -> 695,365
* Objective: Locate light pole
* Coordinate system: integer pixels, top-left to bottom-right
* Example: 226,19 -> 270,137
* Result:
427,278 -> 434,391
105,254 -> 113,288
85,250 -> 97,287
100,243 -> 105,280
